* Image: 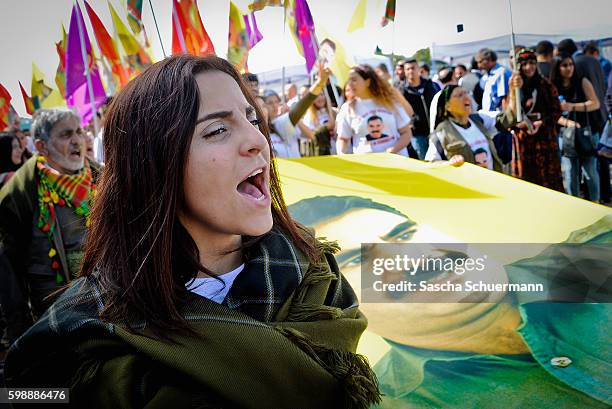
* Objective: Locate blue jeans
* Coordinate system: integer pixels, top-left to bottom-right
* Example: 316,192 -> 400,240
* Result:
411,135 -> 429,160
561,133 -> 600,201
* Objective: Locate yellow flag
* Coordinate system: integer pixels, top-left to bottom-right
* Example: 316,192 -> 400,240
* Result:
31,63 -> 65,108
108,1 -> 140,55
31,64 -> 51,100
314,27 -> 354,87
227,1 -> 249,73
347,0 -> 367,32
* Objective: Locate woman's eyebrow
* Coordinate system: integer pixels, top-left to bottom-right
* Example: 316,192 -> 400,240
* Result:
196,106 -> 255,124
196,110 -> 233,124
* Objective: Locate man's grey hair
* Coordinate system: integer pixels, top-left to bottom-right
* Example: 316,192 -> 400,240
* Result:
31,108 -> 81,142
477,48 -> 497,62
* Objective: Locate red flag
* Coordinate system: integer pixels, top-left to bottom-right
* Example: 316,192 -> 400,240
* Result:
84,1 -> 129,87
0,83 -> 11,130
172,0 -> 215,56
183,0 -> 215,55
172,0 -> 188,53
19,81 -> 35,115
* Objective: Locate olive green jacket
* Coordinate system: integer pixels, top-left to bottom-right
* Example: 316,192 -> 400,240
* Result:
5,231 -> 381,409
0,156 -> 102,340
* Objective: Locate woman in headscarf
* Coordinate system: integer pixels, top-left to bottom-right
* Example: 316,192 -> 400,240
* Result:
4,55 -> 381,409
511,48 -> 564,191
425,76 -> 521,170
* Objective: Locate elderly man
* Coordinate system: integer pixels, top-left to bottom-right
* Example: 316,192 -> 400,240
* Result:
0,109 -> 101,344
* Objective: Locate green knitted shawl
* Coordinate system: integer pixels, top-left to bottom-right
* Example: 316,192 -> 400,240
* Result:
5,229 -> 381,409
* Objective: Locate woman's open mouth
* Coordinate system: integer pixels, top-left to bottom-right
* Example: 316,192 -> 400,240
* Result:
237,166 -> 269,203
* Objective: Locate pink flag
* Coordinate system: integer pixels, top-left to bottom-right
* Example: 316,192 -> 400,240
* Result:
287,0 -> 318,72
243,12 -> 263,49
66,2 -> 107,125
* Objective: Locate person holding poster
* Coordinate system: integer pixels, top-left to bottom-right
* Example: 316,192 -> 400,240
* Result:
336,64 -> 413,155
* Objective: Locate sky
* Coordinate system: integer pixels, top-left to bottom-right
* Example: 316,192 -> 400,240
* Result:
1,0 -> 611,116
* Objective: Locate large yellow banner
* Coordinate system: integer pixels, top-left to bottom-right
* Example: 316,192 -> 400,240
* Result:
278,153 -> 611,381
279,154 -> 609,245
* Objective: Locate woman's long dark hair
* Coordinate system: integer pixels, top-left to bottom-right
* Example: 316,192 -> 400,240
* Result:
550,54 -> 580,94
80,55 -> 317,337
0,133 -> 21,173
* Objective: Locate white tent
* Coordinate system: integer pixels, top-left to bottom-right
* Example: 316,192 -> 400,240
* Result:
431,34 -> 612,66
378,0 -> 612,58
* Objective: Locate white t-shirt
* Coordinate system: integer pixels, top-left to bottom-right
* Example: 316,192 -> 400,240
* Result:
336,99 -> 411,155
186,263 -> 245,304
303,108 -> 330,129
425,112 -> 498,170
270,113 -> 301,158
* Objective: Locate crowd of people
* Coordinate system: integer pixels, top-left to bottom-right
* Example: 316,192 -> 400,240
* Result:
0,36 -> 611,406
244,38 -> 612,204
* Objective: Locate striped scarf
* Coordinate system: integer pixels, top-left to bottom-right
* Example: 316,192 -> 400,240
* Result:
36,156 -> 96,282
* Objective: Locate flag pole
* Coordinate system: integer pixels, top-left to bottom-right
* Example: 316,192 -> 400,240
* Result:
74,0 -> 100,137
507,0 -> 522,122
172,0 -> 188,53
391,15 -> 395,78
148,0 -> 167,58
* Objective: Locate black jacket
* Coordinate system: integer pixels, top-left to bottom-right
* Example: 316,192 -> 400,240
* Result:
402,78 -> 439,136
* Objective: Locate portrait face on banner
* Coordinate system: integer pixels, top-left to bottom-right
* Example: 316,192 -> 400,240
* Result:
287,195 -> 522,353
318,38 -> 336,68
289,191 -> 608,353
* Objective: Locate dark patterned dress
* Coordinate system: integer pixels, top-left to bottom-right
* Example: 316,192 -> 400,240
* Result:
512,75 -> 564,191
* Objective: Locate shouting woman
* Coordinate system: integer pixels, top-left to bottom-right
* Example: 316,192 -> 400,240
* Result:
4,55 -> 380,409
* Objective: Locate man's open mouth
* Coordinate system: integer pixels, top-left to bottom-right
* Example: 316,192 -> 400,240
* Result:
237,167 -> 267,201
